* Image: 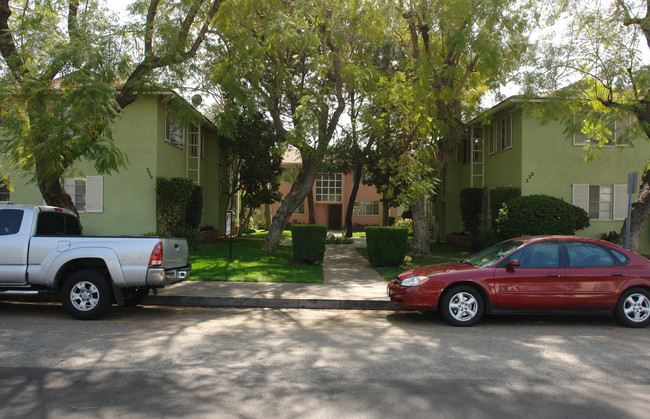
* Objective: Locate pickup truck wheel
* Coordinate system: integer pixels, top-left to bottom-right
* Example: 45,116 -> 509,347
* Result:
61,270 -> 112,320
122,287 -> 150,306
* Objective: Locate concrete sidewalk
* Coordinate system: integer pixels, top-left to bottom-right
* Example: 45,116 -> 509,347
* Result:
145,237 -> 406,310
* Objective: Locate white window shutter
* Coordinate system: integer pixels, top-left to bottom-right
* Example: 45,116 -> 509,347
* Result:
85,176 -> 103,213
613,184 -> 628,221
63,177 -> 75,198
572,184 -> 589,214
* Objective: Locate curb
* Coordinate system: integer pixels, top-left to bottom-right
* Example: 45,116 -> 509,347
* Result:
144,295 -> 413,311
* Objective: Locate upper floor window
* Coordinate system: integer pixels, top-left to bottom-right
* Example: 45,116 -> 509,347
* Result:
573,116 -> 631,146
281,166 -> 301,183
165,116 -> 184,148
489,115 -> 512,154
316,172 -> 342,203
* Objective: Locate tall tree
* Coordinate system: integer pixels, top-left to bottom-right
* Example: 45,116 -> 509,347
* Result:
0,0 -> 221,212
531,0 -> 650,252
377,0 -> 534,256
212,0 -> 382,252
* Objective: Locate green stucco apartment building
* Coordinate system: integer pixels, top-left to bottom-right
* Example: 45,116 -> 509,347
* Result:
1,91 -> 230,236
440,96 -> 650,254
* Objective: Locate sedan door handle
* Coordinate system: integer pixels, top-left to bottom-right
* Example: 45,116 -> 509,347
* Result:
612,273 -> 625,277
546,274 -> 561,279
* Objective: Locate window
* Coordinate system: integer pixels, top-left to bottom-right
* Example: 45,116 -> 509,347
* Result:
490,115 -> 512,154
566,241 -> 617,268
573,184 -> 627,221
165,117 -> 184,147
0,209 -> 23,235
36,212 -> 82,236
188,126 -> 201,157
509,242 -> 560,268
293,200 -> 305,215
315,173 -> 342,203
0,181 -> 9,202
64,176 -> 103,213
281,166 -> 301,183
353,200 -> 379,216
573,116 -> 632,146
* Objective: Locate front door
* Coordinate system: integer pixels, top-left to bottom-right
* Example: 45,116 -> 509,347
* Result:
328,205 -> 342,230
492,241 -> 566,310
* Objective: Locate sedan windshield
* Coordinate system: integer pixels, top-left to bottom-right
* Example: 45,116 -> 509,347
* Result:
463,240 -> 525,268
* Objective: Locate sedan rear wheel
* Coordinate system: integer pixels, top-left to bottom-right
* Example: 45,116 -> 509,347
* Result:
616,288 -> 650,328
440,286 -> 484,327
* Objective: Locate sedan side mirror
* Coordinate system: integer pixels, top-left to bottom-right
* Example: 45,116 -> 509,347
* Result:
507,259 -> 520,268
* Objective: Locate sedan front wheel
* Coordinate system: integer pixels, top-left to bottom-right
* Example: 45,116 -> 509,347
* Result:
440,285 -> 485,327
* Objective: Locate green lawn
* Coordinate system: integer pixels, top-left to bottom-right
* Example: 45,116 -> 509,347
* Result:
189,238 -> 322,283
190,229 -> 470,283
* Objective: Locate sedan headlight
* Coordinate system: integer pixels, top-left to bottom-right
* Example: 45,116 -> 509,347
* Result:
400,276 -> 429,287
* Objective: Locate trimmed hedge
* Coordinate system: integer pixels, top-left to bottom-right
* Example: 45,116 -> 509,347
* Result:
291,224 -> 327,264
496,194 -> 590,238
489,187 -> 520,227
156,177 -> 203,247
365,226 -> 409,267
460,187 -> 484,235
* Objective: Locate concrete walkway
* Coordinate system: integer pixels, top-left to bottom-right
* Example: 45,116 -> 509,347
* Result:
145,237 -> 404,310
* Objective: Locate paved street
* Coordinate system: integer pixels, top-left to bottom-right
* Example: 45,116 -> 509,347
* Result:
1,301 -> 649,418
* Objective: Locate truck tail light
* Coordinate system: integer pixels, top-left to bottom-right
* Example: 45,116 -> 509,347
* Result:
149,242 -> 163,266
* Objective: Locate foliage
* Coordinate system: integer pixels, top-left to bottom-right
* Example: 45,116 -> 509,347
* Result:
601,230 -> 621,243
156,177 -> 202,247
393,217 -> 413,235
291,224 -> 327,264
489,187 -> 521,228
217,111 -> 283,233
326,233 -> 354,245
496,194 -> 590,238
189,239 -> 322,283
0,0 -> 222,212
365,226 -> 409,267
460,188 -> 485,236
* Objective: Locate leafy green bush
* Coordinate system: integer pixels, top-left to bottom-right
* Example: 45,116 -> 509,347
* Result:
365,226 -> 409,267
393,218 -> 413,235
326,232 -> 354,244
601,231 -> 620,243
291,224 -> 327,264
460,188 -> 484,236
496,194 -> 590,238
489,187 -> 520,227
156,177 -> 203,248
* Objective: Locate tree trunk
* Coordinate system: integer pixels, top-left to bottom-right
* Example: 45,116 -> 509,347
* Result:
264,203 -> 272,230
410,198 -> 430,257
308,190 -> 316,224
344,165 -> 363,237
39,178 -> 78,217
381,201 -> 390,226
262,157 -> 319,253
619,167 -> 650,253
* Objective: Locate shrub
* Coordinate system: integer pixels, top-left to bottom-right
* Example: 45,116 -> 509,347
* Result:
365,226 -> 409,267
601,230 -> 620,243
393,217 -> 413,235
489,187 -> 520,228
460,187 -> 484,236
291,224 -> 327,264
156,177 -> 203,248
496,194 -> 590,239
326,232 -> 354,244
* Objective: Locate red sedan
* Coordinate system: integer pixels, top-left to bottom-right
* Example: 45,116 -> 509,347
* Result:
387,236 -> 650,327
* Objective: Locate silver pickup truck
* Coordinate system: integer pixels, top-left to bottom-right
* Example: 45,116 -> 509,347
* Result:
0,205 -> 190,319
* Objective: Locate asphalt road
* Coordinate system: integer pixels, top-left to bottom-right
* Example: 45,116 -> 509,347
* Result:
1,301 -> 649,418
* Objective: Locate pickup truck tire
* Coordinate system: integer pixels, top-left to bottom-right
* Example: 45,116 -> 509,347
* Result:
122,287 -> 150,306
61,270 -> 112,320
